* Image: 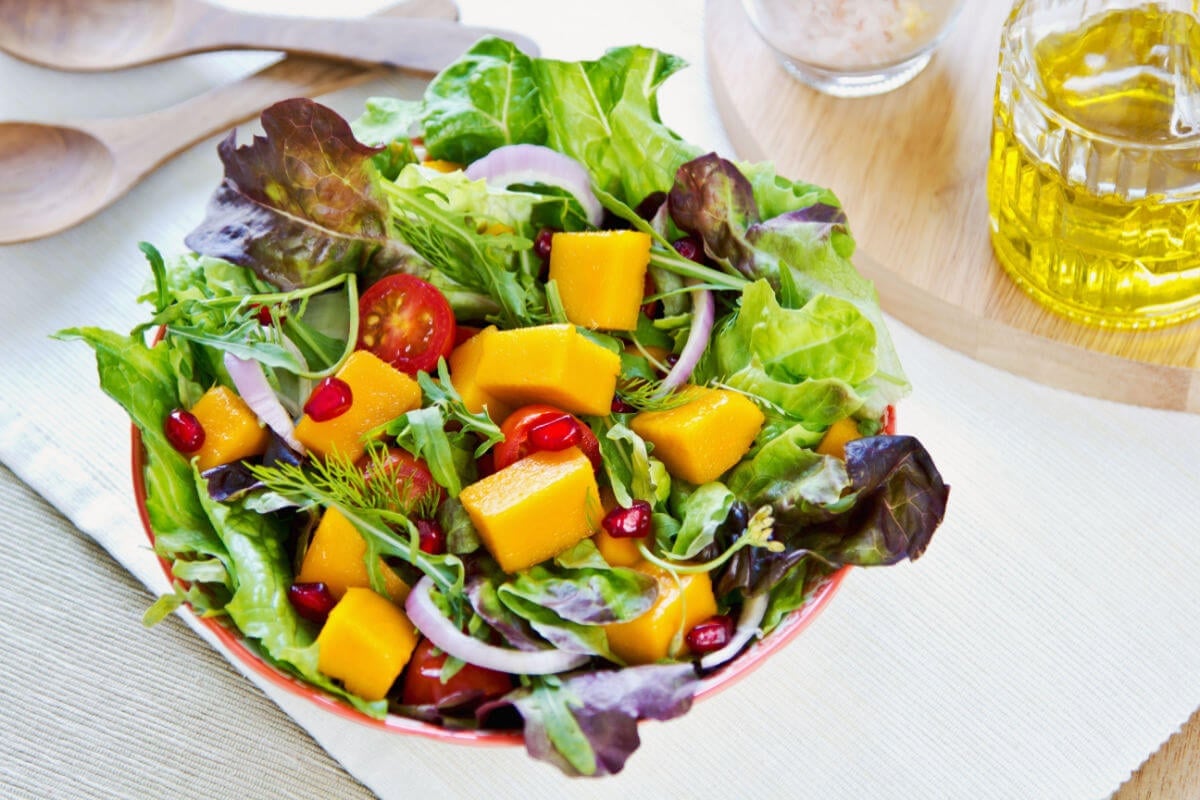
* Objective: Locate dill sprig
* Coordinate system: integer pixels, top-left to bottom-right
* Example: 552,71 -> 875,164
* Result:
615,376 -> 694,414
246,454 -> 463,596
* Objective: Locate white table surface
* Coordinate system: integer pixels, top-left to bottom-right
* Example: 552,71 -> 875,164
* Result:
2,1 -> 1199,798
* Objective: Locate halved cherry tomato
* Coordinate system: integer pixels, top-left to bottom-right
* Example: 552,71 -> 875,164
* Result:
401,638 -> 513,710
356,273 -> 456,375
492,404 -> 602,471
357,447 -> 442,513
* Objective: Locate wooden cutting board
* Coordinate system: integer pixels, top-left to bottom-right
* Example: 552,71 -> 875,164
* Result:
705,0 -> 1200,414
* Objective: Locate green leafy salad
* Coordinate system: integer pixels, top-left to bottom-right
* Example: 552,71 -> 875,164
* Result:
60,38 -> 949,777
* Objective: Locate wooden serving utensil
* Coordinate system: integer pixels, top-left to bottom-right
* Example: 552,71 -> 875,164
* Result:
0,0 -> 535,72
0,0 -> 515,245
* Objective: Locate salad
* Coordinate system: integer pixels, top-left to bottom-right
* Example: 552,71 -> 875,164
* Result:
59,38 -> 949,777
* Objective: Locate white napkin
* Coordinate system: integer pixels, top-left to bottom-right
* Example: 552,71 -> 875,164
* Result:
2,1 -> 1198,798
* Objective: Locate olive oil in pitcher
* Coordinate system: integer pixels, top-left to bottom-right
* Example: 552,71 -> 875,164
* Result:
987,1 -> 1200,329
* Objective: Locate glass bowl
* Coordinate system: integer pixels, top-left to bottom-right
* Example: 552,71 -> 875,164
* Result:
741,0 -> 967,97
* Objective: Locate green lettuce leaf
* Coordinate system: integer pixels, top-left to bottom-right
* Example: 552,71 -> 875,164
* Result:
54,326 -> 230,595
422,37 -> 546,165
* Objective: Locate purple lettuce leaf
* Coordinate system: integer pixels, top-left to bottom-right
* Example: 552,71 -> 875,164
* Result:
184,98 -> 392,290
483,664 -> 698,777
667,152 -> 760,275
719,435 -> 949,596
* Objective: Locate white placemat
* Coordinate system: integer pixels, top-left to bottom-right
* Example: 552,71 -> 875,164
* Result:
2,1 -> 1198,797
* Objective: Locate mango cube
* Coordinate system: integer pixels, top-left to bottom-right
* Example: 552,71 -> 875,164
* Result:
603,563 -> 718,665
816,417 -> 862,460
296,507 -> 409,603
189,385 -> 270,472
548,230 -> 651,331
630,387 -> 764,485
592,527 -> 644,568
459,447 -> 601,573
446,327 -> 512,422
316,587 -> 419,701
471,324 -> 621,417
294,350 -> 422,463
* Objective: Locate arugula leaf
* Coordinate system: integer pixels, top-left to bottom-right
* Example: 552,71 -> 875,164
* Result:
185,98 -> 393,290
670,482 -> 736,559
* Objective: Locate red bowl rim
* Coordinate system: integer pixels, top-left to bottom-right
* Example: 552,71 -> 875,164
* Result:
132,407 -> 893,744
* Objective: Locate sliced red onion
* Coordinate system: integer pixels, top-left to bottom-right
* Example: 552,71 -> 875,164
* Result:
223,351 -> 305,454
659,285 -> 714,393
406,576 -> 590,675
464,144 -> 604,227
699,592 -> 768,670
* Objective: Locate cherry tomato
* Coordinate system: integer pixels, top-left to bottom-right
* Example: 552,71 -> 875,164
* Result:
492,404 -> 602,472
400,638 -> 513,710
357,447 -> 442,512
356,273 -> 456,375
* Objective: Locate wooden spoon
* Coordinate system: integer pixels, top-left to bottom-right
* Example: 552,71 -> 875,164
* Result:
0,0 -> 536,72
0,0 -> 511,244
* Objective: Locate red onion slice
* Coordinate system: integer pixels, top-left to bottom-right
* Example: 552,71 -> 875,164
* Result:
223,351 -> 305,454
699,592 -> 768,670
659,285 -> 714,393
405,576 -> 590,676
464,144 -> 604,227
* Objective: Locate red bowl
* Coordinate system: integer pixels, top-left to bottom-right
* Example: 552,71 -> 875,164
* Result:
131,409 -> 894,743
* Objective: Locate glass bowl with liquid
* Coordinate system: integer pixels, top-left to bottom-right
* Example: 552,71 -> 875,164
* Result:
740,0 -> 966,97
987,0 -> 1200,329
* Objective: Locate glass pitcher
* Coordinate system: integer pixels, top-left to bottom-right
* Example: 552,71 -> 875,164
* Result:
987,0 -> 1200,329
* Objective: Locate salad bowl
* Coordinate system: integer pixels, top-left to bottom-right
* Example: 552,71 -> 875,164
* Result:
66,32 -> 948,776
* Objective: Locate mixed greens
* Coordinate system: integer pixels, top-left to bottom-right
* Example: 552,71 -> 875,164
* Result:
59,38 -> 948,777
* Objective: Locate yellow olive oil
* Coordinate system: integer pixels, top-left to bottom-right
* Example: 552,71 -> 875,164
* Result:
987,4 -> 1200,328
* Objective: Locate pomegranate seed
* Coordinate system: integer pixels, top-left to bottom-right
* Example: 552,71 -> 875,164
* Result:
529,413 -> 581,451
611,397 -> 635,414
164,408 -> 205,453
685,615 -> 735,654
534,228 -> 556,262
672,235 -> 704,263
252,304 -> 278,326
288,582 -> 336,624
601,500 -> 652,539
304,377 -> 353,421
416,518 -> 446,555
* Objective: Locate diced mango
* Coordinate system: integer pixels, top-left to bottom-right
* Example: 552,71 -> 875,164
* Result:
816,416 -> 862,460
592,528 -> 644,568
459,447 -> 601,573
294,350 -> 422,463
296,507 -> 409,603
603,563 -> 718,665
422,159 -> 462,173
447,327 -> 512,422
548,230 -> 651,331
630,387 -> 764,485
189,385 -> 270,472
471,324 -> 621,417
316,587 -> 419,701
